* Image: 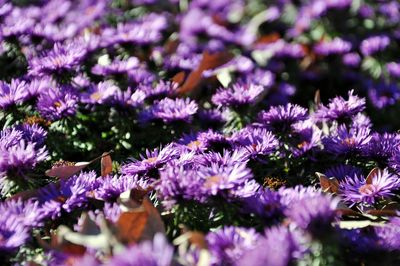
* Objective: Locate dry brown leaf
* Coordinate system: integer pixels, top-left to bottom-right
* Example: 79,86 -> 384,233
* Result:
101,152 -> 113,177
316,172 -> 339,193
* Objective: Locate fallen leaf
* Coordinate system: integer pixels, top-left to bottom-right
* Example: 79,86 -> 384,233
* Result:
316,172 -> 339,193
45,151 -> 112,179
177,51 -> 233,95
101,152 -> 113,177
116,188 -> 165,244
171,71 -> 186,86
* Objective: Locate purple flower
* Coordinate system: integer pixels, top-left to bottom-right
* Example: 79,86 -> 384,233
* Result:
0,215 -> 29,252
197,163 -> 258,198
158,163 -> 207,207
241,188 -> 283,219
363,133 -> 400,164
206,226 -> 259,265
121,144 -> 179,176
375,217 -> 400,251
258,103 -> 308,132
29,41 -> 87,76
289,119 -> 322,157
314,90 -> 365,122
351,113 -> 372,130
103,13 -> 167,46
158,161 -> 258,207
339,168 -> 400,206
231,127 -> 278,158
195,149 -> 249,167
314,38 -> 352,56
0,124 -> 48,175
91,57 -> 140,76
387,62 -> 400,78
322,125 -> 371,155
360,35 -> 390,56
342,53 -> 361,67
141,98 -> 198,123
36,171 -> 98,219
36,86 -> 78,121
138,81 -> 179,102
284,193 -> 339,234
94,174 -> 150,201
367,81 -> 400,109
197,130 -> 231,151
325,164 -> 362,180
108,233 -> 173,266
212,83 -> 265,107
238,225 -> 303,266
0,79 -> 30,109
81,81 -> 119,105
0,198 -> 45,252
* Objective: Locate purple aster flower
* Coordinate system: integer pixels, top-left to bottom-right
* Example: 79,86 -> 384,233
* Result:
140,98 -> 198,123
195,149 -> 249,167
325,164 -> 362,180
81,81 -> 119,105
158,163 -> 207,208
0,79 -> 30,109
314,90 -> 365,122
367,81 -> 400,109
279,185 -> 324,206
351,113 -> 372,130
240,69 -> 275,88
0,215 -> 30,252
360,35 -> 390,56
197,163 -> 258,198
103,13 -> 167,46
322,125 -> 371,155
0,198 -> 47,252
29,41 -> 87,76
285,193 -> 339,235
121,144 -> 179,176
274,42 -> 305,59
387,62 -> 400,78
238,225 -> 303,266
0,198 -> 44,228
314,38 -> 352,56
176,132 -> 208,153
36,171 -> 98,219
91,57 -> 140,76
0,0 -> 12,18
375,217 -> 400,251
241,188 -> 283,219
108,233 -> 173,266
363,133 -> 400,165
158,161 -> 257,207
36,86 -> 78,121
289,119 -> 322,157
258,103 -> 308,133
339,168 -> 400,206
94,174 -> 150,201
231,127 -> 278,158
0,125 -> 48,176
197,130 -> 231,151
206,226 -> 259,265
342,53 -> 361,67
138,81 -> 179,102
212,83 -> 265,107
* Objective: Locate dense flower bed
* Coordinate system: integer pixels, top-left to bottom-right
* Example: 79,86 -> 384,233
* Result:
1,0 -> 400,265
